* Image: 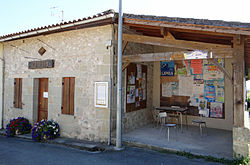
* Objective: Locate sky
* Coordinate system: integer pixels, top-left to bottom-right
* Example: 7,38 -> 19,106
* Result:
0,0 -> 250,36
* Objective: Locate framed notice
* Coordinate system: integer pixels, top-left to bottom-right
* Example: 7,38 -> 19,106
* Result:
94,82 -> 108,108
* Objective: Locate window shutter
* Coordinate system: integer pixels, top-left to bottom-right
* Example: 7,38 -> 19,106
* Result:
14,78 -> 18,108
62,78 -> 70,114
14,78 -> 22,108
69,77 -> 75,115
18,79 -> 22,108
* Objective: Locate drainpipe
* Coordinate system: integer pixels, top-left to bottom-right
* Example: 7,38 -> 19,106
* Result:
108,78 -> 112,145
0,43 -> 4,129
116,0 -> 123,149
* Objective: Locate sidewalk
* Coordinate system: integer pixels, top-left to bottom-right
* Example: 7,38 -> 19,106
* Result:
0,129 -> 111,153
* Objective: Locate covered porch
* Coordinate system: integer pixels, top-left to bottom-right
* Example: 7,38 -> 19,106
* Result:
115,13 -> 250,158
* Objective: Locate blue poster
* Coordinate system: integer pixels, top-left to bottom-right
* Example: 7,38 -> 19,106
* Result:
160,61 -> 175,76
204,85 -> 215,102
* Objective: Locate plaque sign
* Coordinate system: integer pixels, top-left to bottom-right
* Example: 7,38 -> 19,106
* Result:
28,59 -> 55,69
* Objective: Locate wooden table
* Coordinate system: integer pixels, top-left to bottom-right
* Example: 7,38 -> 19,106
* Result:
155,106 -> 189,132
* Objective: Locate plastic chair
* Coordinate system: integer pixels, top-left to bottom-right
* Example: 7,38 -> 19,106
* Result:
159,112 -> 177,141
192,110 -> 207,136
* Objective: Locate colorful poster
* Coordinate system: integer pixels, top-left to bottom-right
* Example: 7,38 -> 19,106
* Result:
191,59 -> 202,74
210,102 -> 223,118
127,86 -> 135,103
139,88 -> 143,101
204,85 -> 216,102
137,64 -> 142,79
203,59 -> 224,80
128,72 -> 135,84
198,99 -> 207,110
177,67 -> 186,76
161,61 -> 175,76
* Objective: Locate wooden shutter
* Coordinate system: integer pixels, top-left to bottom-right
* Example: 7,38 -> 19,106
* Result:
14,78 -> 22,108
62,77 -> 75,115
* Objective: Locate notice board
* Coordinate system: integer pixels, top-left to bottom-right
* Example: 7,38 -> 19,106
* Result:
160,59 -> 225,118
126,63 -> 147,113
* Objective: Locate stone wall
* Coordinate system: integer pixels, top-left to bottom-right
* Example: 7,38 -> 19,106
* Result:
0,43 -> 3,129
3,25 -> 113,142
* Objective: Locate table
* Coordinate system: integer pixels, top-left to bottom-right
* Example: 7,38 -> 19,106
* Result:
155,106 -> 189,132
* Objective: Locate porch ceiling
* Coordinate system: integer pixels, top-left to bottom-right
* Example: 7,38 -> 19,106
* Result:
124,23 -> 234,46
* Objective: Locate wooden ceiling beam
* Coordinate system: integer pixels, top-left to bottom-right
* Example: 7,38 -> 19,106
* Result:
123,33 -> 232,51
123,51 -> 233,63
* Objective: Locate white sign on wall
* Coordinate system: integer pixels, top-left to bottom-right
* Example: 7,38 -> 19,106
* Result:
94,82 -> 109,108
43,92 -> 48,98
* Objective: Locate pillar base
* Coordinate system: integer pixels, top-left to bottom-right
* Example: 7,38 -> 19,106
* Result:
233,127 -> 250,158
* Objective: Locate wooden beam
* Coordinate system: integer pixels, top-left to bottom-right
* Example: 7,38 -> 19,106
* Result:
122,61 -> 131,71
207,59 -> 232,84
123,33 -> 232,51
122,41 -> 128,54
161,27 -> 175,40
123,51 -> 232,63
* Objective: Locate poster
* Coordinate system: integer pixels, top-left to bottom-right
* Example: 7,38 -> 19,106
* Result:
210,102 -> 223,118
171,82 -> 179,95
128,72 -> 135,84
127,86 -> 135,103
136,88 -> 139,97
203,59 -> 224,80
179,76 -> 193,96
162,83 -> 172,97
191,59 -> 202,74
190,95 -> 199,106
204,85 -> 216,102
198,99 -> 207,110
139,88 -> 143,101
161,61 -> 175,76
95,82 -> 108,108
137,64 -> 142,79
177,67 -> 186,76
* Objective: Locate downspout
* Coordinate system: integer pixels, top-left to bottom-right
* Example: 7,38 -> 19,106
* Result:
0,43 -> 4,129
108,77 -> 112,145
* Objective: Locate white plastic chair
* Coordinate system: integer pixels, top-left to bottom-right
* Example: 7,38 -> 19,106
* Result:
159,112 -> 177,141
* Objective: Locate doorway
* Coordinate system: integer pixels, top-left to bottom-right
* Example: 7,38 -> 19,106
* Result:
38,78 -> 48,121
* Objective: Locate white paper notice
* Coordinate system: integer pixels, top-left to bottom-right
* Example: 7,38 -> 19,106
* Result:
193,84 -> 204,95
162,83 -> 172,97
97,86 -> 106,105
43,92 -> 48,98
178,76 -> 193,96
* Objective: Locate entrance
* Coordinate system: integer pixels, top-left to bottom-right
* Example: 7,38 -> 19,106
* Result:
38,78 -> 48,121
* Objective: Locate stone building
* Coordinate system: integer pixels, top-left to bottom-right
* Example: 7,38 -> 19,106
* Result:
0,10 -> 249,158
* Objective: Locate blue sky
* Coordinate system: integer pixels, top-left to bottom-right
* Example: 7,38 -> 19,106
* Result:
0,0 -> 250,36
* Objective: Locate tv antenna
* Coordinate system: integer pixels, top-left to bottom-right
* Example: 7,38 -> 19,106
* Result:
50,6 -> 64,22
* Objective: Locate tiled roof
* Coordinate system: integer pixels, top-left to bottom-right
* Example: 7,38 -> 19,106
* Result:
0,9 -> 115,41
123,13 -> 250,29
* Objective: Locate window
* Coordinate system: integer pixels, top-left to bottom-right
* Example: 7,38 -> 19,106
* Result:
61,77 -> 75,115
14,78 -> 22,108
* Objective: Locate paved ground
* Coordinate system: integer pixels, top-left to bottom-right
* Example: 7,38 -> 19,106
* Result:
0,136 -> 222,165
123,124 -> 233,159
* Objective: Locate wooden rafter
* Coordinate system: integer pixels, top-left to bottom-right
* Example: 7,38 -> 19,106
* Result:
122,41 -> 128,54
122,61 -> 131,71
123,33 -> 232,51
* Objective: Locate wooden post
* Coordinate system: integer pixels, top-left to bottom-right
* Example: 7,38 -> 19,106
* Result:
232,35 -> 245,127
